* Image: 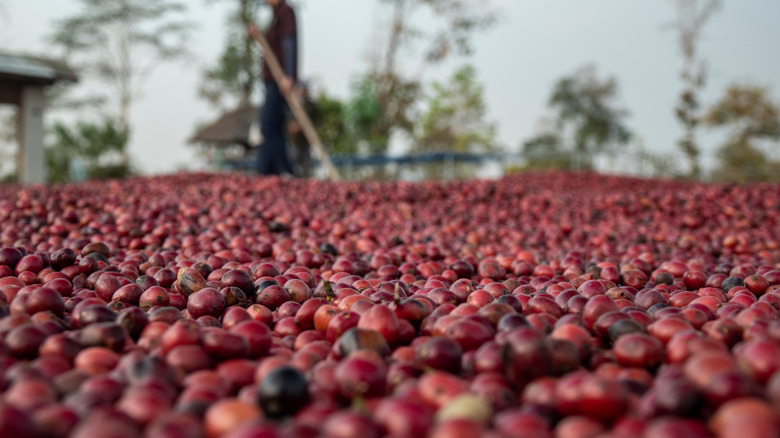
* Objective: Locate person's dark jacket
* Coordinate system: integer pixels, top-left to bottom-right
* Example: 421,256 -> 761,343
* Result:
263,0 -> 297,82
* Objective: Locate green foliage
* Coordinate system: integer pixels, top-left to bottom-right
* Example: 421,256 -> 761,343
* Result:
712,140 -> 780,183
49,0 -> 195,127
362,72 -> 422,154
310,77 -> 395,156
343,75 -> 392,155
705,85 -> 780,137
519,66 -> 631,172
520,132 -> 573,171
636,149 -> 686,179
199,0 -> 261,110
549,65 -> 632,159
413,65 -> 498,154
46,120 -> 132,183
364,0 -> 497,153
312,92 -> 357,156
704,84 -> 780,182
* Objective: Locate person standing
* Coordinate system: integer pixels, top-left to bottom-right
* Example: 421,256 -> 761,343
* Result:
248,0 -> 298,176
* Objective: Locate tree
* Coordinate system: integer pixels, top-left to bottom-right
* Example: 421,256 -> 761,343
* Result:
545,65 -> 632,168
414,65 -> 497,153
409,65 -> 499,178
668,0 -> 721,179
312,90 -> 358,156
341,76 -> 390,155
520,118 -> 573,171
358,0 -> 498,153
46,120 -> 131,183
199,0 -> 261,111
49,0 -> 195,130
704,84 -> 780,182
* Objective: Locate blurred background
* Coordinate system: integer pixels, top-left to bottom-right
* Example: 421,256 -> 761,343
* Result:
0,0 -> 779,183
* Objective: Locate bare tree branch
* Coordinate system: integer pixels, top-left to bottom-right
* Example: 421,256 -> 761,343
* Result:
668,0 -> 721,178
48,0 -> 196,131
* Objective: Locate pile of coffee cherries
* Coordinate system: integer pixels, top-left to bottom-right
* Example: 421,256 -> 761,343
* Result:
0,171 -> 778,437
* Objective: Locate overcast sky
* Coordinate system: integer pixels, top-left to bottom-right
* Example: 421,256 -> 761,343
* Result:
2,0 -> 780,175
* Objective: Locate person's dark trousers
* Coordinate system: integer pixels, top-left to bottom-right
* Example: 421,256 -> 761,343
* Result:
257,81 -> 295,175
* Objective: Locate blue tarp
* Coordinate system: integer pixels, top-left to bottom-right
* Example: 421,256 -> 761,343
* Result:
223,151 -> 507,171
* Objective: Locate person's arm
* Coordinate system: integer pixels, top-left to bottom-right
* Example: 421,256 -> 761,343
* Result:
282,35 -> 297,81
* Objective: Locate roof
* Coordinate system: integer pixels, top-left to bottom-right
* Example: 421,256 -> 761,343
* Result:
0,50 -> 78,85
189,104 -> 260,147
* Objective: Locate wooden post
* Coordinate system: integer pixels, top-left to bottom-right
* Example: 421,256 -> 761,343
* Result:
17,86 -> 47,184
251,32 -> 341,181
